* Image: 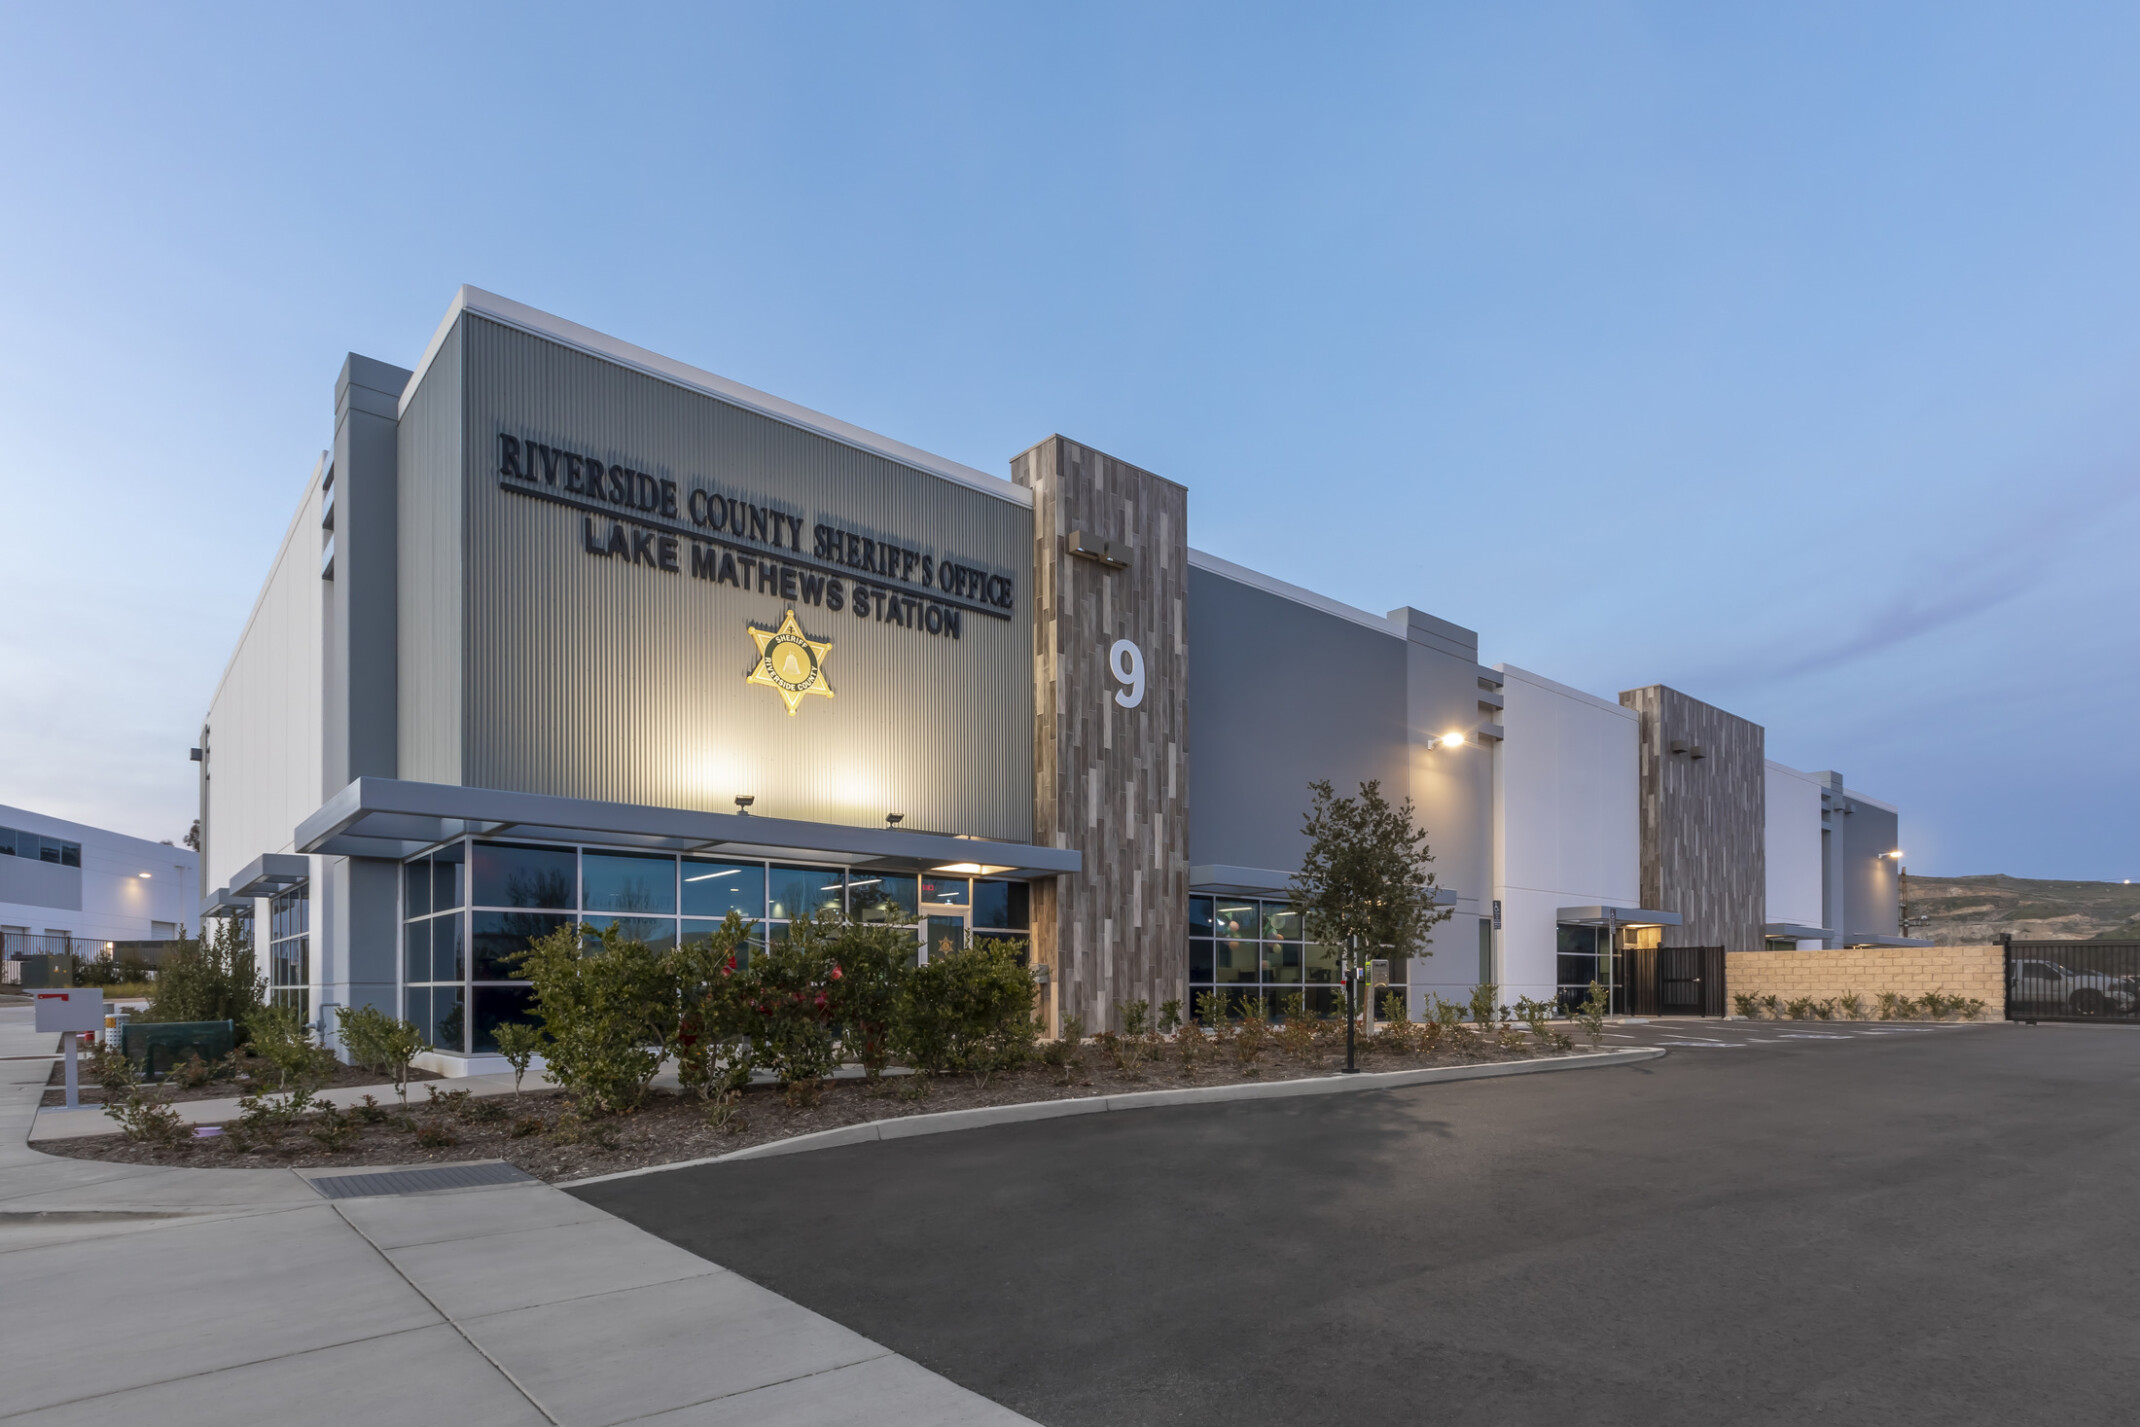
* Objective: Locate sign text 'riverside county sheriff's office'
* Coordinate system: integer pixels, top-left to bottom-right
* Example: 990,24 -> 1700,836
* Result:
495,434 -> 1016,642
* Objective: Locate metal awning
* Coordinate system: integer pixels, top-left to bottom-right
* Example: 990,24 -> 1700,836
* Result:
1556,905 -> 1683,927
1843,932 -> 1936,948
293,778 -> 1082,881
202,853 -> 312,916
1189,864 -> 1460,905
1764,922 -> 1834,941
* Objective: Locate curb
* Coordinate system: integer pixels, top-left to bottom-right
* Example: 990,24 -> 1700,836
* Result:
562,1046 -> 1668,1187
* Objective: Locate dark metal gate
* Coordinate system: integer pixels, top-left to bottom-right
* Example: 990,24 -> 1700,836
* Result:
1615,946 -> 1725,1017
2006,940 -> 2140,1024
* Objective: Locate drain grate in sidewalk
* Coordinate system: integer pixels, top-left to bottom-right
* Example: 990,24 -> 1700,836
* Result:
307,1162 -> 534,1200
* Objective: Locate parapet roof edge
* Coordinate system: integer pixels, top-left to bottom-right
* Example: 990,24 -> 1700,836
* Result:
1187,547 -> 1400,638
399,286 -> 1030,509
1492,663 -> 1637,718
1765,758 -> 1829,784
1842,787 -> 1899,816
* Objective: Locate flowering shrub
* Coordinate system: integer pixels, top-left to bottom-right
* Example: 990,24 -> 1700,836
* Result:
734,920 -> 844,1095
667,913 -> 756,1102
515,921 -> 673,1114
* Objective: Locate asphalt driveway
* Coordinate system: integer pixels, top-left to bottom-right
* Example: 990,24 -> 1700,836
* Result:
575,1023 -> 2140,1426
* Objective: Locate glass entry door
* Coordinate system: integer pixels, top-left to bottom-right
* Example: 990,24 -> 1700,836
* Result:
922,913 -> 967,962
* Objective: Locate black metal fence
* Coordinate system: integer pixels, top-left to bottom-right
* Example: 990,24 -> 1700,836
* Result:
1615,946 -> 1726,1017
2006,940 -> 2140,1023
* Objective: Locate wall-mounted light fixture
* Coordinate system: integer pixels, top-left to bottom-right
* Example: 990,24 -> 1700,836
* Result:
1431,731 -> 1465,750
933,861 -> 1015,876
733,795 -> 755,815
885,813 -> 905,828
138,872 -> 152,879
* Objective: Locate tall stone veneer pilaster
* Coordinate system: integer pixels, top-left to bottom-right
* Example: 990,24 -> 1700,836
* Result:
1620,684 -> 1766,951
1014,437 -> 1190,1035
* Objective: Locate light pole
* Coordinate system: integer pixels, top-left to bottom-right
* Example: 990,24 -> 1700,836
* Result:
1342,934 -> 1361,1074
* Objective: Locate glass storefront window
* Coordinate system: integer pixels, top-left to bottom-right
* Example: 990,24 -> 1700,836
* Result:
472,842 -> 576,909
582,851 -> 676,915
586,915 -> 677,952
769,865 -> 844,922
1188,896 -> 1214,938
1189,939 -> 1214,981
919,876 -> 970,906
472,911 -> 570,979
1262,905 -> 1303,941
1214,902 -> 1257,942
471,986 -> 535,1054
682,860 -> 766,918
432,913 -> 464,982
1262,941 -> 1302,983
405,919 -> 432,985
972,879 -> 1030,931
405,858 -> 431,919
1216,939 -> 1258,983
850,874 -> 918,925
433,842 -> 465,910
1304,941 -> 1341,984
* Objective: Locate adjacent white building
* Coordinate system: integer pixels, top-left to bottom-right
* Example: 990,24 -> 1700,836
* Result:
1765,760 -> 1830,947
0,803 -> 199,960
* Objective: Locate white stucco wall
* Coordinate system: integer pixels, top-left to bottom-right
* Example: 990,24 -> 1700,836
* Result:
201,457 -> 327,896
0,804 -> 199,948
1491,664 -> 1640,1003
1764,760 -> 1826,937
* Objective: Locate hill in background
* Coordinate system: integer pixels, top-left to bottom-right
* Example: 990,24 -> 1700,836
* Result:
1908,873 -> 2140,944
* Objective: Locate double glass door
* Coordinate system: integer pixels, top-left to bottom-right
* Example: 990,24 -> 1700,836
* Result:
919,874 -> 970,962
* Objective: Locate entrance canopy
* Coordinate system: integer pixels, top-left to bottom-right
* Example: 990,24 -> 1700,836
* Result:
1556,905 -> 1682,928
295,778 -> 1083,881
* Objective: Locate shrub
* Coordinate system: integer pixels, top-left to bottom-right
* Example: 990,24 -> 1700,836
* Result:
307,1103 -> 360,1150
1758,994 -> 1781,1019
1731,992 -> 1761,1019
1157,999 -> 1182,1034
892,938 -> 1036,1086
1876,991 -> 1913,1021
1232,995 -> 1270,1073
1957,996 -> 1987,1021
515,921 -> 672,1115
1812,999 -> 1836,1021
414,1121 -> 458,1149
1467,982 -> 1499,1026
492,1021 -> 544,1099
1836,990 -> 1867,1021
1919,990 -> 1953,1020
736,922 -> 843,1094
1576,981 -> 1609,1048
1041,1013 -> 1086,1082
1514,997 -> 1568,1052
106,1090 -> 187,1144
336,1003 -> 425,1083
138,918 -> 263,1041
822,919 -> 913,1081
1784,997 -> 1816,1021
249,1003 -> 338,1091
666,912 -> 755,1101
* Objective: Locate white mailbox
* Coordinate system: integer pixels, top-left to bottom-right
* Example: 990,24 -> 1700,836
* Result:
34,988 -> 104,1033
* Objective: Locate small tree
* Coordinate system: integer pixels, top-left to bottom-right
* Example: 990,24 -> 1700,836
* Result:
139,916 -> 263,1040
513,922 -> 672,1114
492,1021 -> 545,1100
1291,779 -> 1453,1060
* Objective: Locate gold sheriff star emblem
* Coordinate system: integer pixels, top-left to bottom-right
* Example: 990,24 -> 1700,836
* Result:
745,609 -> 835,715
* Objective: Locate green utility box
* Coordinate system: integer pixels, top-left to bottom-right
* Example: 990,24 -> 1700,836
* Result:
122,1021 -> 235,1079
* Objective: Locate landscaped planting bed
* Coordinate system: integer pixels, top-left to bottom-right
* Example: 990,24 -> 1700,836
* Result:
40,1049 -> 439,1108
37,1017 -> 1592,1184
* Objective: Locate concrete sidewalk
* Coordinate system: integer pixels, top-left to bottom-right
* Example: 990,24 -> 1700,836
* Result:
0,1004 -> 1034,1425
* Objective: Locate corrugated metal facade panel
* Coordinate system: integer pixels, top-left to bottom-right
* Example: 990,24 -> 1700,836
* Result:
204,469 -> 326,889
454,316 -> 1035,840
396,323 -> 464,784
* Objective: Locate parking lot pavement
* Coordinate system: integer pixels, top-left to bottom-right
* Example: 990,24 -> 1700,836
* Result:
579,1020 -> 2140,1427
1597,1017 -> 1989,1049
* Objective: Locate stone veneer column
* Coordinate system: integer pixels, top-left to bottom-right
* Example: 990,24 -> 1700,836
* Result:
1014,437 -> 1189,1035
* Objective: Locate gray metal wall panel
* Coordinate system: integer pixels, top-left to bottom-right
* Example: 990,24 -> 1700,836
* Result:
325,356 -> 410,796
1186,564 -> 1410,875
1840,801 -> 1901,938
0,858 -> 82,912
396,323 -> 464,785
454,317 -> 1034,839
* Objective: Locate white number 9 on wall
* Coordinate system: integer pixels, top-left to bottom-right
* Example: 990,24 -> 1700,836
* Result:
1110,639 -> 1145,709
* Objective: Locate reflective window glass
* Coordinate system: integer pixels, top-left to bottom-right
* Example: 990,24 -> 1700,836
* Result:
1189,940 -> 1214,980
850,874 -> 918,925
433,842 -> 465,910
1262,905 -> 1303,941
919,876 -> 970,907
433,913 -> 465,983
473,911 -> 569,980
1216,939 -> 1258,983
404,857 -> 431,919
471,842 -> 576,909
405,920 -> 431,985
582,852 -> 677,914
587,916 -> 677,953
471,985 -> 536,1054
429,984 -> 466,1053
1304,941 -> 1341,984
681,918 -> 761,960
973,880 -> 1029,930
768,866 -> 843,922
405,986 -> 428,1038
1214,902 -> 1257,943
1263,942 -> 1303,983
682,860 -> 765,919
1188,896 -> 1214,937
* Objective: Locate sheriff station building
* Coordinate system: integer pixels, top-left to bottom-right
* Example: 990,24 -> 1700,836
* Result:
198,288 -> 1920,1070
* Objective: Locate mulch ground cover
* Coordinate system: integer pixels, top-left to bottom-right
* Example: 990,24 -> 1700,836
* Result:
40,1051 -> 440,1108
36,1023 -> 1592,1184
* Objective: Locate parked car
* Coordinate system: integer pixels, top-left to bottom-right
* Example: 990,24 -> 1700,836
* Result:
2010,959 -> 2138,1016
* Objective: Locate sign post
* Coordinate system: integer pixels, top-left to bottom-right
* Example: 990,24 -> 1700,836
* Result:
34,989 -> 104,1111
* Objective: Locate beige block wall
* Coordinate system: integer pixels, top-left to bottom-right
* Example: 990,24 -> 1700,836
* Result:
1725,945 -> 2004,1015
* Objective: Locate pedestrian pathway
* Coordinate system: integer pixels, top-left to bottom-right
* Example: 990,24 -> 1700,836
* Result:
0,1004 -> 1034,1426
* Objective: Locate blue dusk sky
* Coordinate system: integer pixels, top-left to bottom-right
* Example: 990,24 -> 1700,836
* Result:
2,4 -> 2136,878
